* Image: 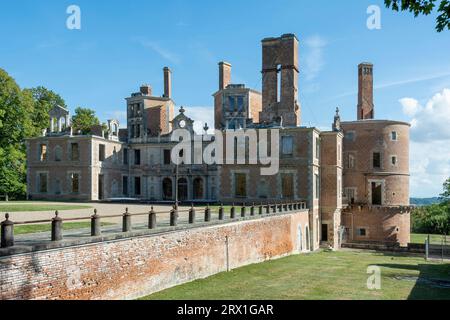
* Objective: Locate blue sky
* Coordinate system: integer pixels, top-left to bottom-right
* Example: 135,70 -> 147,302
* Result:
1,0 -> 450,197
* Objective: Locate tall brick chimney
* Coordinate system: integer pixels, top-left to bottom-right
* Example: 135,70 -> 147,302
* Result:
219,62 -> 231,90
140,84 -> 152,96
357,62 -> 374,120
163,67 -> 172,99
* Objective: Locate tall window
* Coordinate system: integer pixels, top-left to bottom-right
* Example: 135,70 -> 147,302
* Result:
281,174 -> 294,198
316,138 -> 320,160
391,131 -> 398,141
315,174 -> 320,199
99,144 -> 106,162
281,136 -> 294,156
40,144 -> 47,162
71,143 -> 79,161
373,152 -> 381,169
134,177 -> 141,196
71,173 -> 80,193
348,154 -> 355,169
38,173 -> 48,193
123,148 -> 129,165
164,150 -> 171,165
122,176 -> 128,196
234,173 -> 247,198
134,149 -> 141,165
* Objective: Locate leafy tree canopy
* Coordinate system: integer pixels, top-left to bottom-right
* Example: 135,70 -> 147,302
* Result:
71,107 -> 100,135
442,177 -> 450,201
24,86 -> 66,136
385,0 -> 450,32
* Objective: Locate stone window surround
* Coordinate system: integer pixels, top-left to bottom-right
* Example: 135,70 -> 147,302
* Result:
54,145 -> 63,162
391,154 -> 398,167
277,170 -> 299,200
281,135 -> 294,157
344,187 -> 358,203
36,171 -> 49,194
39,143 -> 48,162
67,171 -> 81,194
390,131 -> 398,141
356,227 -> 369,237
230,169 -> 250,198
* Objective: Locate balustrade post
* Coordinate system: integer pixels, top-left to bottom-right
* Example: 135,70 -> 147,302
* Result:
149,206 -> 157,229
218,204 -> 225,220
1,213 -> 14,248
205,205 -> 211,222
189,204 -> 196,224
230,204 -> 236,219
122,208 -> 132,232
52,211 -> 63,241
91,209 -> 101,236
170,206 -> 178,227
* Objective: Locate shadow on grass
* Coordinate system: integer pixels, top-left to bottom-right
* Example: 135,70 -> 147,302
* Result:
378,263 -> 450,300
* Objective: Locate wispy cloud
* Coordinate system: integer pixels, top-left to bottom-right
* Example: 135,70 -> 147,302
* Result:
332,71 -> 450,100
133,37 -> 181,64
303,35 -> 327,81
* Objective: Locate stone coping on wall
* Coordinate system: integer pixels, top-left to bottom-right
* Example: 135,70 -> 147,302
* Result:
0,209 -> 309,258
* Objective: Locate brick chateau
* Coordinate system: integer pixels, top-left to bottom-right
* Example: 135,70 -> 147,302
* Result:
26,34 -> 412,248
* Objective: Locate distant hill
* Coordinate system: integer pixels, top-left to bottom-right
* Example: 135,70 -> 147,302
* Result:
410,197 -> 443,206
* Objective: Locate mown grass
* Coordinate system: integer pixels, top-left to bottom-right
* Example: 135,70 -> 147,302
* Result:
140,250 -> 450,300
15,222 -> 114,235
0,202 -> 92,212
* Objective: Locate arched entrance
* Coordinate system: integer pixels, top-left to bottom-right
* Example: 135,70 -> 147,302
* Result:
178,178 -> 188,201
162,178 -> 173,200
193,178 -> 204,200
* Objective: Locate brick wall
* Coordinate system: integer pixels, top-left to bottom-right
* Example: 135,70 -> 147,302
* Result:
0,211 -> 309,300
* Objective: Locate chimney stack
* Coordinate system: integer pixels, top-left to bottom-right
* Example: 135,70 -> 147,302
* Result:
163,67 -> 172,99
140,84 -> 152,96
357,63 -> 374,120
219,62 -> 232,90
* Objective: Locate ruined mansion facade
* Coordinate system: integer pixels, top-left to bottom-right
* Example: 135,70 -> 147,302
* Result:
26,34 -> 412,248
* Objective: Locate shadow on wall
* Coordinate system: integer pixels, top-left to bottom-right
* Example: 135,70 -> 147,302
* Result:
377,263 -> 450,300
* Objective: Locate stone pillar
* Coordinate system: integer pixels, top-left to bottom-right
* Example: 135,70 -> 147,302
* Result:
170,207 -> 178,227
91,209 -> 101,236
189,205 -> 196,224
51,211 -> 63,241
149,206 -> 157,229
123,208 -> 132,232
230,204 -> 236,219
1,213 -> 14,248
204,205 -> 211,222
218,205 -> 224,220
241,204 -> 246,218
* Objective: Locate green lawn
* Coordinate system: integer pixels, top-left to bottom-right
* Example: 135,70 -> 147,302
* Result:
411,233 -> 450,245
141,250 -> 450,300
0,202 -> 92,212
14,221 -> 115,235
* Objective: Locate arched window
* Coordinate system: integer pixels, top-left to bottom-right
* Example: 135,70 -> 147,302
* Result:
193,178 -> 204,199
162,178 -> 173,200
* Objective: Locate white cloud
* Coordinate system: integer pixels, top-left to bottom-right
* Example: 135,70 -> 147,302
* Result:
303,35 -> 327,81
401,88 -> 450,197
399,97 -> 421,117
183,106 -> 215,134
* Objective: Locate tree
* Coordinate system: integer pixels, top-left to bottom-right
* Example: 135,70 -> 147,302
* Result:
71,107 -> 100,135
385,0 -> 450,32
441,177 -> 450,201
24,86 -> 66,136
0,68 -> 35,199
